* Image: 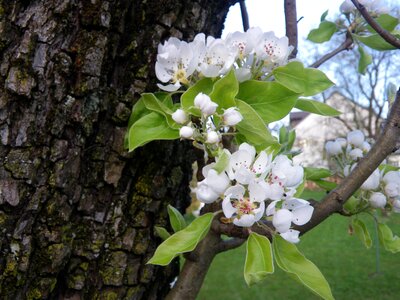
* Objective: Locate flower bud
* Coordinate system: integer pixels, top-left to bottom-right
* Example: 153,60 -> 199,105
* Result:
340,0 -> 354,13
347,130 -> 365,148
384,182 -> 400,198
194,92 -> 218,115
325,140 -> 342,156
369,192 -> 387,208
349,148 -> 363,160
362,141 -> 371,152
361,168 -> 380,190
336,137 -> 347,148
393,199 -> 400,213
172,109 -> 188,124
206,131 -> 220,144
223,107 -> 243,126
179,126 -> 194,139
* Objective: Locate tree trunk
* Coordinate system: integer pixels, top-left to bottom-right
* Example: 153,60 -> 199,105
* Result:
0,0 -> 235,298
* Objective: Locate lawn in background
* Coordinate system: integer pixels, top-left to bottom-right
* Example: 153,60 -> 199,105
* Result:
198,190 -> 400,300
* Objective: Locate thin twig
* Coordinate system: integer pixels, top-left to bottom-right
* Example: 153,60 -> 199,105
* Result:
309,33 -> 354,68
239,0 -> 249,31
284,0 -> 298,58
351,0 -> 400,49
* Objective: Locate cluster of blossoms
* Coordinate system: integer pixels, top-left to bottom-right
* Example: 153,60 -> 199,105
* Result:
156,27 -> 292,91
173,92 -> 243,151
194,143 -> 314,243
340,0 -> 388,15
325,129 -> 400,212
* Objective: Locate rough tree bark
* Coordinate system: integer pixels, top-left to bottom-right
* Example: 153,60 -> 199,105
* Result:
0,0 -> 236,299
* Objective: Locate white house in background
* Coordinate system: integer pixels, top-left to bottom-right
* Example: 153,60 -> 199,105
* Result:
291,92 -> 400,167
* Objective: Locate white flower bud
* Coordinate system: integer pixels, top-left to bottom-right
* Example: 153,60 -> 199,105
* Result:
361,168 -> 380,190
340,0 -> 354,13
347,130 -> 365,148
172,109 -> 188,124
392,199 -> 400,213
336,138 -> 347,148
384,182 -> 400,198
369,192 -> 387,208
362,141 -> 371,152
325,140 -> 342,156
223,107 -> 243,126
194,92 -> 218,115
179,126 -> 194,139
349,148 -> 363,160
206,131 -> 220,144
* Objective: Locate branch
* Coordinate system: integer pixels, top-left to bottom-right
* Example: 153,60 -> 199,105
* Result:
351,0 -> 400,49
239,0 -> 249,31
284,0 -> 298,58
309,33 -> 354,68
297,87 -> 400,233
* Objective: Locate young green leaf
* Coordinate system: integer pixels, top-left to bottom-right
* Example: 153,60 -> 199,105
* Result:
366,14 -> 399,32
273,235 -> 334,300
209,69 -> 238,111
148,213 -> 214,266
295,99 -> 341,116
142,93 -> 180,129
343,196 -> 360,214
357,46 -> 372,75
354,33 -> 399,51
212,150 -> 230,174
304,167 -> 333,181
320,10 -> 329,22
237,81 -> 300,123
377,223 -> 400,253
181,78 -> 214,115
155,226 -> 171,241
128,112 -> 179,152
244,232 -> 274,286
279,126 -> 288,144
314,179 -> 337,191
307,21 -> 337,43
352,219 -> 372,249
273,61 -> 334,96
167,205 -> 187,232
235,99 -> 280,152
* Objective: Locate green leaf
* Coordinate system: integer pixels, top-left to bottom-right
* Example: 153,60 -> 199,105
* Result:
307,21 -> 337,43
148,213 -> 214,266
343,196 -> 360,214
357,46 -> 372,75
366,14 -> 399,32
167,205 -> 187,233
273,61 -> 334,97
273,235 -> 334,300
378,223 -> 400,253
294,179 -> 305,198
154,226 -> 171,241
142,93 -> 180,129
352,219 -> 372,249
295,99 -> 341,116
235,99 -> 280,152
128,112 -> 179,152
213,150 -> 230,174
128,98 -> 150,129
209,69 -> 238,112
181,78 -> 214,116
305,167 -> 333,181
353,33 -> 399,51
244,232 -> 274,286
279,126 -> 288,144
314,180 -> 337,191
320,10 -> 329,22
378,163 -> 400,174
237,81 -> 300,123
287,129 -> 296,150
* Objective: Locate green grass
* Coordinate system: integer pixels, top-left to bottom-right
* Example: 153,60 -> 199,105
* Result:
198,191 -> 400,300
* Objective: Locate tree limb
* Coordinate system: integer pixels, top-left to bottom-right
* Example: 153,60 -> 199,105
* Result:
309,33 -> 354,68
239,0 -> 249,31
284,0 -> 298,58
351,0 -> 400,49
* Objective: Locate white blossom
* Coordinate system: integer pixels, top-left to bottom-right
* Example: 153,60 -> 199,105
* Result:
196,168 -> 230,203
347,130 -> 365,148
369,192 -> 387,208
222,183 -> 266,227
349,148 -> 363,160
179,126 -> 194,139
172,109 -> 188,124
206,131 -> 220,144
194,93 -> 218,116
361,168 -> 380,190
325,140 -> 343,156
223,107 -> 243,126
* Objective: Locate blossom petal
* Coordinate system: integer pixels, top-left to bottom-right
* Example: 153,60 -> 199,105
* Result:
195,181 -> 219,203
252,151 -> 272,175
292,205 -> 314,226
249,182 -> 267,202
233,214 -> 256,227
224,184 -> 245,199
280,229 -> 300,244
157,82 -> 181,92
266,200 -> 278,216
222,194 -> 237,218
282,198 -> 310,210
238,143 -> 256,158
230,150 -> 254,171
235,166 -> 256,185
205,169 -> 230,194
254,201 -> 265,221
272,209 -> 293,233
